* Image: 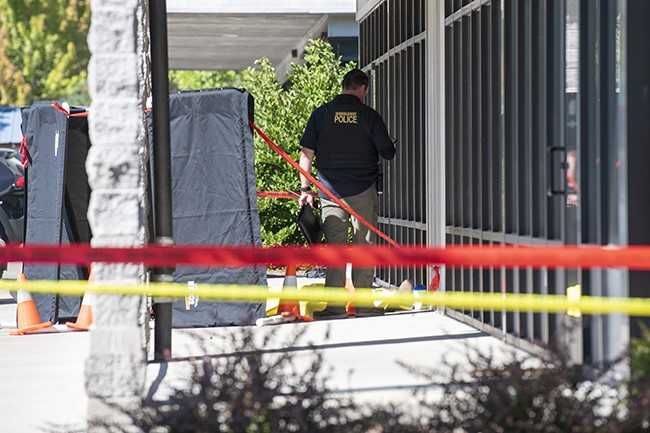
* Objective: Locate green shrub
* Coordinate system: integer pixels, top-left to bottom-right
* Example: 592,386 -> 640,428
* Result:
88,327 -> 414,433
242,39 -> 355,246
169,70 -> 249,91
86,327 -> 650,433
401,343 -> 650,433
631,325 -> 650,382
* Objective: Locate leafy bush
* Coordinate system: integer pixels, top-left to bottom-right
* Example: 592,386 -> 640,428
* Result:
169,70 -> 250,92
89,326 -> 650,433
631,325 -> 650,383
90,327 -> 410,433
242,39 -> 355,246
407,350 -> 621,432
401,343 -> 650,433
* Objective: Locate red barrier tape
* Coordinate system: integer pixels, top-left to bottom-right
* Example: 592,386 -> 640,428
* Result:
257,191 -> 300,200
19,135 -> 31,168
51,101 -> 88,118
3,244 -> 650,269
251,123 -> 398,247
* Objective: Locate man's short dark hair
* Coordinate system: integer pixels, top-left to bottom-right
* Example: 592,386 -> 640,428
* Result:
342,69 -> 369,90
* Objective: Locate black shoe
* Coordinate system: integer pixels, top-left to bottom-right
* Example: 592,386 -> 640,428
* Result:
313,307 -> 348,319
352,306 -> 385,317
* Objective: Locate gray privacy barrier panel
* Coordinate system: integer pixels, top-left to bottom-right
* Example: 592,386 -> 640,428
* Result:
21,90 -> 265,326
21,104 -> 91,321
158,89 -> 266,327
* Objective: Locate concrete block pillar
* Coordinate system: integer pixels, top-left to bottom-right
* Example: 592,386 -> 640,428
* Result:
85,0 -> 150,430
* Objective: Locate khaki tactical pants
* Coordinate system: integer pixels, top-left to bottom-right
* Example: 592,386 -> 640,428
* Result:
321,185 -> 378,289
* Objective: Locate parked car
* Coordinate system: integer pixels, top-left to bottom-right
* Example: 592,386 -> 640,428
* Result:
0,148 -> 24,244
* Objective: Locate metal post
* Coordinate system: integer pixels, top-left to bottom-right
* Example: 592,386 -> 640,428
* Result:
149,0 -> 174,361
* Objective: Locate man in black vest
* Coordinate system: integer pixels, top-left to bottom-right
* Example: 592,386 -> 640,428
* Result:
298,68 -> 396,293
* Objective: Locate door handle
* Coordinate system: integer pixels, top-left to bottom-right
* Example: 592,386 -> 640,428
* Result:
548,146 -> 567,196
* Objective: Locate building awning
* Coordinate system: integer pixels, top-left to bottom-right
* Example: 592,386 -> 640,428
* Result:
167,0 -> 356,72
0,107 -> 22,144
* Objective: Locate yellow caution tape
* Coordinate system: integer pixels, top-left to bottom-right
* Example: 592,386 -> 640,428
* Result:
2,279 -> 650,316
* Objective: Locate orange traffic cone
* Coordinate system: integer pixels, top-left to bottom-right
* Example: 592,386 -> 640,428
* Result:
277,263 -> 300,317
67,268 -> 95,331
10,273 -> 55,336
257,264 -> 302,326
66,293 -> 95,331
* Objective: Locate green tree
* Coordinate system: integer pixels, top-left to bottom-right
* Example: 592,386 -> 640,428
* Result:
169,70 -> 249,92
242,39 -> 355,245
0,0 -> 90,106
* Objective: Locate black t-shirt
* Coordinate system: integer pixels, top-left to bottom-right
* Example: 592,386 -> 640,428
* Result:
300,94 -> 396,198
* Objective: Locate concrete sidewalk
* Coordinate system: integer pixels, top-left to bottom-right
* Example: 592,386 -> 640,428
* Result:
0,289 -> 89,433
150,310 -> 514,406
0,282 -> 526,432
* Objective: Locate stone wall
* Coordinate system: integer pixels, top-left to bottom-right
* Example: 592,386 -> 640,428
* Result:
85,0 -> 150,430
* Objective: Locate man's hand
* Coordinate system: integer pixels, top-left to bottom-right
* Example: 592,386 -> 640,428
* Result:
299,191 -> 315,208
298,148 -> 315,207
